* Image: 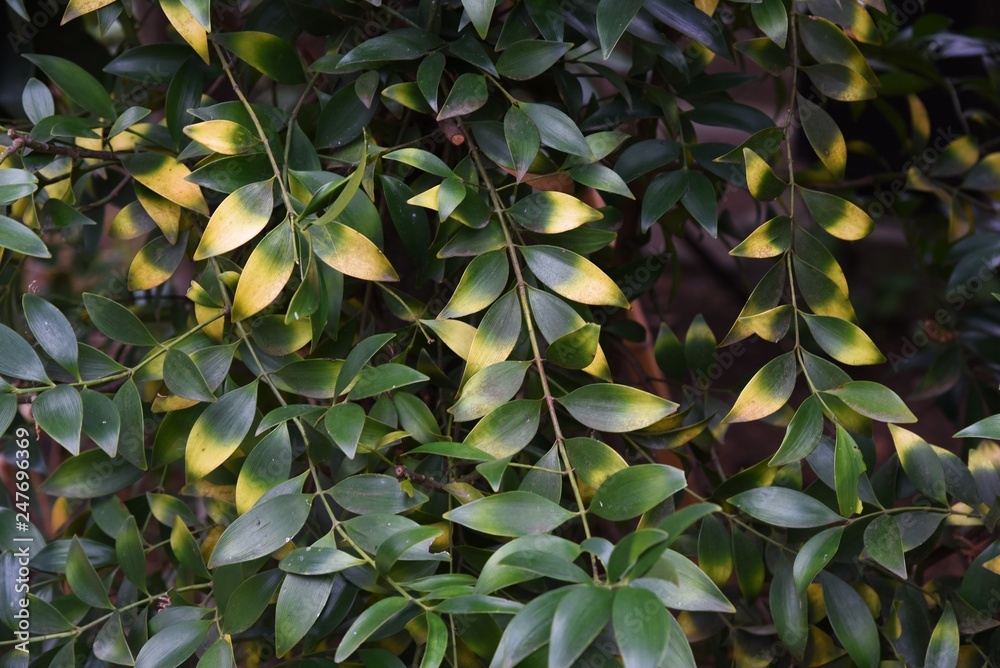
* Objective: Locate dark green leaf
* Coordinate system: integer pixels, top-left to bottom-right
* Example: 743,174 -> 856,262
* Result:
729,487 -> 841,528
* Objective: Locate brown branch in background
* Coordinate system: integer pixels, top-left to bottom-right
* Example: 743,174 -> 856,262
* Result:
6,129 -> 124,162
393,464 -> 447,491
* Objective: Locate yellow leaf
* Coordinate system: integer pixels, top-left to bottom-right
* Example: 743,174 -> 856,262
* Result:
161,0 -> 209,64
232,222 -> 296,322
194,180 -> 274,260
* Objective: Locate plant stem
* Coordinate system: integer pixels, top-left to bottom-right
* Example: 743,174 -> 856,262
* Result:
0,583 -> 211,647
212,40 -> 296,218
458,120 -> 595,549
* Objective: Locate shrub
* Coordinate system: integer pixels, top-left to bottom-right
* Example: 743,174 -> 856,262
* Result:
1,0 -> 999,666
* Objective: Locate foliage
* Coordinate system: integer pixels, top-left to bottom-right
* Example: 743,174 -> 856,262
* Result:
1,0 -> 1000,666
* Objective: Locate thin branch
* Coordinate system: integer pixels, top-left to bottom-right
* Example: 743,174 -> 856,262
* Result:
7,129 -> 124,162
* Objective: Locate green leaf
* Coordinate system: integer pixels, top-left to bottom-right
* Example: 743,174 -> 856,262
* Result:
450,361 -> 530,422
770,558 -> 808,658
497,40 -> 571,80
93,612 -> 134,665
557,384 -> 678,433
752,0 -> 787,47
549,587 -> 614,668
630,550 -> 735,613
331,474 -> 429,515
770,395 -> 824,466
417,52 -> 445,112
221,569 -> 284,633
80,389 -> 120,457
509,192 -> 603,234
465,290 -> 522,380
820,573 -> 879,668
888,424 -> 947,504
590,464 -> 687,521
279,547 -> 364,575
334,597 -> 409,662
492,589 -> 569,668
522,245 -> 628,307
83,293 -> 158,347
215,31 -> 305,84
744,148 -> 786,201
128,232 -> 188,291
798,16 -> 878,86
0,214 -> 49,258
134,620 -> 211,668
311,222 -> 399,282
421,613 -> 448,668
194,180 -> 274,260
335,333 -> 395,398
0,323 -> 47,383
863,514 -> 906,579
0,170 -> 38,206
324,402 -> 365,459
462,0 -> 496,38
40,449 -> 142,498
439,250 -> 509,319
569,164 -> 634,198
723,352 -> 796,423
198,638 -> 235,668
336,32 -> 435,71
801,313 -> 885,365
792,525 -> 843,597
209,494 -> 312,567
798,187 -> 874,241
275,574 -> 335,656
803,64 -> 876,102
34,385 -> 83,455
383,148 -> 455,179
681,171 -> 718,236
505,106 -> 540,182
22,77 -> 54,123
644,0 -> 731,59
729,487 -> 841,528
798,94 -> 846,179
67,536 -> 113,608
376,526 -> 443,573
729,216 -> 792,258
347,364 -> 429,400
924,604 -> 959,668
464,399 -> 541,459
185,382 -> 258,481
834,425 -> 864,516
437,73 -> 488,120
520,102 -> 593,158
109,105 -> 151,139
823,381 -> 916,423
23,295 -> 79,379
444,491 -> 574,537
546,323 -> 600,370
606,529 -> 670,582
232,222 -> 296,322
597,0 -> 644,59
116,515 -> 148,593
236,424 -> 291,513
24,54 -> 115,118
164,349 -> 216,403
698,514 -> 733,587
171,520 -> 210,578
956,414 -> 1000,439
963,153 -> 1000,191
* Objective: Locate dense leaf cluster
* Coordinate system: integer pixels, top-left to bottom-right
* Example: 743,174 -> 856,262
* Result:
1,0 -> 1000,666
